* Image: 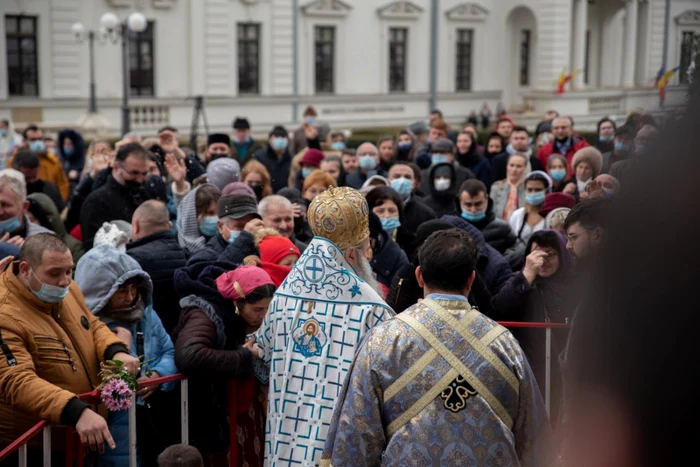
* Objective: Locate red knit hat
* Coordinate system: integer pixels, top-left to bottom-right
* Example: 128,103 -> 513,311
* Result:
299,148 -> 325,168
259,236 -> 301,265
215,266 -> 274,301
260,262 -> 292,288
539,192 -> 576,217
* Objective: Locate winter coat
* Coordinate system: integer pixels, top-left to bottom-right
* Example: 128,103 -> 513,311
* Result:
8,151 -> 70,200
403,197 -> 437,235
173,261 -> 253,455
456,149 -> 492,188
57,129 -> 86,178
74,246 -> 177,466
537,136 -> 590,173
371,229 -> 409,288
80,175 -> 147,249
186,233 -> 229,266
253,146 -> 293,193
0,263 -> 128,448
126,231 -> 187,335
28,193 -> 85,262
490,179 -> 526,222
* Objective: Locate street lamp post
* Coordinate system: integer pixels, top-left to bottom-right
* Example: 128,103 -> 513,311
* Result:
72,11 -> 147,136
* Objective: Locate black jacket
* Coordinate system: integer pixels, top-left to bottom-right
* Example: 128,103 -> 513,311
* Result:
80,175 -> 147,248
403,197 -> 437,234
371,230 -> 409,288
26,179 -> 64,213
126,231 -> 187,335
186,234 -> 230,266
253,146 -> 293,193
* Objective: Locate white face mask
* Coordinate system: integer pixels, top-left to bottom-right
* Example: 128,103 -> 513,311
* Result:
434,178 -> 451,192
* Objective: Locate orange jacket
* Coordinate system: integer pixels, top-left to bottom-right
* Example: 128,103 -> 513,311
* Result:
7,151 -> 70,201
0,263 -> 127,448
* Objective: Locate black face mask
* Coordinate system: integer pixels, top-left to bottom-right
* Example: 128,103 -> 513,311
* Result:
250,185 -> 263,200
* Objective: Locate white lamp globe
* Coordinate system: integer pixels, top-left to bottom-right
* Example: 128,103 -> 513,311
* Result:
127,12 -> 147,33
71,22 -> 85,37
100,12 -> 119,30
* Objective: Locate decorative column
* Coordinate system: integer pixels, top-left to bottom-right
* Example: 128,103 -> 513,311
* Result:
572,0 -> 588,88
622,0 -> 639,87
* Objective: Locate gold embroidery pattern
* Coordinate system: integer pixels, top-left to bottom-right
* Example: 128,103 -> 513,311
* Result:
440,375 -> 478,413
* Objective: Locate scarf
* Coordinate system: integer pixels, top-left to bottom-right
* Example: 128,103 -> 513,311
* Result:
102,297 -> 146,324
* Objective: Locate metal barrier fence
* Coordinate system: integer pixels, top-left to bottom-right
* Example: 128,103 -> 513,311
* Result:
0,321 -> 568,466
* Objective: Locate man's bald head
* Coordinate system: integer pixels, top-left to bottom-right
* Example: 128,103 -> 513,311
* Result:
131,200 -> 172,241
595,174 -> 620,193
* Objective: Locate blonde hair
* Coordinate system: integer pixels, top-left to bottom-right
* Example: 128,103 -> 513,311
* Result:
241,160 -> 273,198
302,169 -> 336,194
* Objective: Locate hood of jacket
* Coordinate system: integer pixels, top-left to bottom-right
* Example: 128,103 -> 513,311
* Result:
57,129 -> 86,164
28,192 -> 68,237
74,245 -> 153,316
174,260 -> 239,347
428,162 -> 459,200
440,215 -> 488,258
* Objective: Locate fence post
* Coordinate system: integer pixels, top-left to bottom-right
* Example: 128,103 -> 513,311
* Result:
181,378 -> 189,445
129,394 -> 137,467
17,445 -> 27,467
42,426 -> 51,467
545,327 -> 552,416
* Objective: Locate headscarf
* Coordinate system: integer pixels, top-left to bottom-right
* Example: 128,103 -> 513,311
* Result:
216,266 -> 274,301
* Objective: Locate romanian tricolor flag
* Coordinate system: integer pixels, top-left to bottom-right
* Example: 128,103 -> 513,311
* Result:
557,70 -> 579,95
656,66 -> 680,101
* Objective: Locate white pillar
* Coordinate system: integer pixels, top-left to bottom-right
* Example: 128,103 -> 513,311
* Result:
572,0 -> 588,88
622,0 -> 639,87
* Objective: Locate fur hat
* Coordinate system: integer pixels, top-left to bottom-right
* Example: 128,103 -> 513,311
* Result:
571,147 -> 603,178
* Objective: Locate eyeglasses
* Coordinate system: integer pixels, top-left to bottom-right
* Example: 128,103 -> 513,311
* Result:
119,163 -> 149,178
566,228 -> 593,242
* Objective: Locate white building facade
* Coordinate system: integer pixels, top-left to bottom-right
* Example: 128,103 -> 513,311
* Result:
0,0 -> 697,136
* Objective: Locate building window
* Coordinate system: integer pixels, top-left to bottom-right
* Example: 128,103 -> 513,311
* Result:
680,31 -> 695,85
238,23 -> 260,94
584,30 -> 590,85
129,21 -> 155,96
455,29 -> 473,91
519,30 -> 531,86
314,26 -> 335,94
5,15 -> 39,97
389,27 -> 407,92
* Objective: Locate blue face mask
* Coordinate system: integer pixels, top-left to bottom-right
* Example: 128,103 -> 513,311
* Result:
359,155 -> 377,171
0,129 -> 7,138
603,188 -> 615,198
431,154 -> 449,165
305,116 -> 316,125
272,137 -> 288,150
0,216 -> 21,234
635,144 -> 645,154
397,142 -> 412,151
381,217 -> 401,233
525,191 -> 546,206
615,142 -> 630,152
226,228 -> 241,244
390,177 -> 413,199
29,140 -> 46,153
461,210 -> 487,223
199,216 -> 219,237
301,167 -> 314,179
599,135 -> 614,143
549,169 -> 567,182
30,270 -> 70,304
63,147 -> 74,156
331,141 -> 345,151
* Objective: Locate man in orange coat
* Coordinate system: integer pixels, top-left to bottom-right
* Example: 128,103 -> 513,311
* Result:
0,234 -> 140,454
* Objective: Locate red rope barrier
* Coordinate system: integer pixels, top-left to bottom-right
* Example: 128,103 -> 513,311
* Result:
497,321 -> 570,329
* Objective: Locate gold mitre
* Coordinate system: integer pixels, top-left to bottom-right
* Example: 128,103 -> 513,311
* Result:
308,186 -> 370,250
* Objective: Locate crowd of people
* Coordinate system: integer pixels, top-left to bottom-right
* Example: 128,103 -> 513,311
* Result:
0,103 -> 674,467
